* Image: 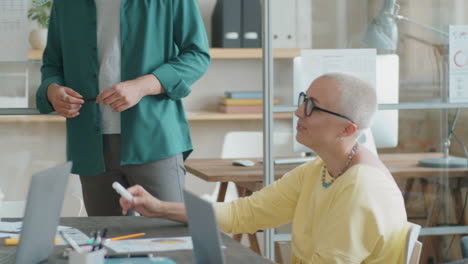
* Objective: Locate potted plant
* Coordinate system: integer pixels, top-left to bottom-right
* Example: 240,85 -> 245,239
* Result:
28,0 -> 52,50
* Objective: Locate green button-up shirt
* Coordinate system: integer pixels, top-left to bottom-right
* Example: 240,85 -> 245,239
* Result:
36,0 -> 210,175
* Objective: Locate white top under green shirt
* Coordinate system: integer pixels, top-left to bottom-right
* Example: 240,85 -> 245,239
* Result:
215,158 -> 408,264
95,0 -> 122,134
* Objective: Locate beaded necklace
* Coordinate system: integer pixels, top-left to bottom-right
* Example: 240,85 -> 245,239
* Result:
321,143 -> 359,188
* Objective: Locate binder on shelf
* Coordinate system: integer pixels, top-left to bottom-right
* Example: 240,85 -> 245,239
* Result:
225,91 -> 263,99
271,0 -> 296,48
271,0 -> 312,48
211,0 -> 242,48
241,0 -> 262,48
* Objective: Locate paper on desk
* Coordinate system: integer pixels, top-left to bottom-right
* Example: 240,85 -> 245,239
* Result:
0,222 -> 75,233
0,232 -> 19,239
57,227 -> 90,246
0,221 -> 22,232
0,222 -> 89,245
105,236 -> 193,253
57,225 -> 73,231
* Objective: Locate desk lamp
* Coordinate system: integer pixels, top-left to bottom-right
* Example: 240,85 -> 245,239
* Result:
364,0 -> 448,51
364,0 -> 468,168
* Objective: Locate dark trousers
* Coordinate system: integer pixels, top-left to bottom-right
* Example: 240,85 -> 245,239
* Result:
80,134 -> 186,216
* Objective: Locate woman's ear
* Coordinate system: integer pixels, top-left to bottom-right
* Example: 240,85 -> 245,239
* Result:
341,122 -> 358,137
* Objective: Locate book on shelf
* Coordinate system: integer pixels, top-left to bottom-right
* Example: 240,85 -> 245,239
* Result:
224,91 -> 263,99
219,104 -> 263,114
222,98 -> 279,106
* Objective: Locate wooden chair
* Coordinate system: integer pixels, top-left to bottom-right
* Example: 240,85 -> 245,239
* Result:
404,223 -> 423,264
215,131 -> 291,261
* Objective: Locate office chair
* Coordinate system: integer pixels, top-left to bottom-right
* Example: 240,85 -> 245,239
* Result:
404,222 -> 422,264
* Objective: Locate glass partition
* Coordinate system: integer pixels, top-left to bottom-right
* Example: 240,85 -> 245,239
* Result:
267,0 -> 468,263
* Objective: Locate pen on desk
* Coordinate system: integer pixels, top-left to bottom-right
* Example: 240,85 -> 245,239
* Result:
108,232 -> 145,241
99,228 -> 107,250
91,231 -> 99,251
59,231 -> 83,253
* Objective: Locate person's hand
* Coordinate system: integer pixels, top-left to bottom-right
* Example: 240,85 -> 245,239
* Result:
47,83 -> 84,118
119,185 -> 163,218
96,74 -> 164,112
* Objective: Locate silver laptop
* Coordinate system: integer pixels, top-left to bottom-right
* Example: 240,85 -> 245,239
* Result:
183,190 -> 225,264
0,162 -> 71,264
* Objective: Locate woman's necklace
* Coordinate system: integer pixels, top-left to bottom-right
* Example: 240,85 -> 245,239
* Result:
321,143 -> 359,188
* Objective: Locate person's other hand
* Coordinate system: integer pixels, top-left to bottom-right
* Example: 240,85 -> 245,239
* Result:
96,75 -> 164,112
47,83 -> 84,118
119,185 -> 163,218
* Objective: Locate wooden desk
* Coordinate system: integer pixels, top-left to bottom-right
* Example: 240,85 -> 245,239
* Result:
0,217 -> 273,264
185,153 -> 468,262
186,153 -> 468,198
186,153 -> 468,184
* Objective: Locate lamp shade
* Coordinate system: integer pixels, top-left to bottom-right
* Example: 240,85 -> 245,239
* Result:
364,14 -> 398,51
363,0 -> 399,51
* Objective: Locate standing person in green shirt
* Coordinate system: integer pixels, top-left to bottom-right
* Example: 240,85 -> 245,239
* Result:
36,0 -> 210,216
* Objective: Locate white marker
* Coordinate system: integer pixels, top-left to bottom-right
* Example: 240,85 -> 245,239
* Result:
112,182 -> 134,201
60,231 -> 83,253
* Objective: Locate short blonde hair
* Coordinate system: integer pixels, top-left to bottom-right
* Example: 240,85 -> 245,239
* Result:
320,72 -> 377,130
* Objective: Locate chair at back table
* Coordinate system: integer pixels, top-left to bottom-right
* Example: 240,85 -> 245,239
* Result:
204,131 -> 291,203
405,223 -> 422,264
203,131 -> 291,260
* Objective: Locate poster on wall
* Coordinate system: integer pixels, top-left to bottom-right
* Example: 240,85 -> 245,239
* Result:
449,25 -> 468,103
0,0 -> 28,61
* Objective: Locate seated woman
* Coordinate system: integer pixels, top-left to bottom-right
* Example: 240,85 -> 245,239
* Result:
119,72 -> 408,264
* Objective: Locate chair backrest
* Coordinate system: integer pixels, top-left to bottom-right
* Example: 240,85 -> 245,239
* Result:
207,131 -> 292,203
404,223 -> 422,264
221,131 -> 293,159
221,131 -> 263,158
0,200 -> 26,218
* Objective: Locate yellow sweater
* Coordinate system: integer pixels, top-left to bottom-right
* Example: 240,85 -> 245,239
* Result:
215,158 -> 408,264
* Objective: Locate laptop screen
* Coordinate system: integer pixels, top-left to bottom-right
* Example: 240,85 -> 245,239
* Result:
16,162 -> 71,263
183,190 -> 225,264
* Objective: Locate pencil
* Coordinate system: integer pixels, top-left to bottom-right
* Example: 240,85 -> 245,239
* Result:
109,232 -> 145,241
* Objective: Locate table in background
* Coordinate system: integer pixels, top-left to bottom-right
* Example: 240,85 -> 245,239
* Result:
0,216 -> 273,264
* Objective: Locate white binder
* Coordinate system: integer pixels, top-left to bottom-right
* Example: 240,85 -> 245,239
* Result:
271,0 -> 312,48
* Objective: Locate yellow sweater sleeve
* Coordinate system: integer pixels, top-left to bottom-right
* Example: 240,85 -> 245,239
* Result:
215,163 -> 307,234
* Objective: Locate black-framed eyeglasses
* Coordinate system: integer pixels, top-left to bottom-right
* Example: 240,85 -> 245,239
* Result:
297,92 -> 355,123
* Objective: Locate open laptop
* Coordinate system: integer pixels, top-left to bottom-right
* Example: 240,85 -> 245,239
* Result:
0,162 -> 71,264
183,190 -> 225,264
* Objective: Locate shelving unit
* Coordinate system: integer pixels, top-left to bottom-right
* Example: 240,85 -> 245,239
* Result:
27,48 -> 301,61
210,48 -> 300,59
11,49 -> 297,121
0,111 -> 293,122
